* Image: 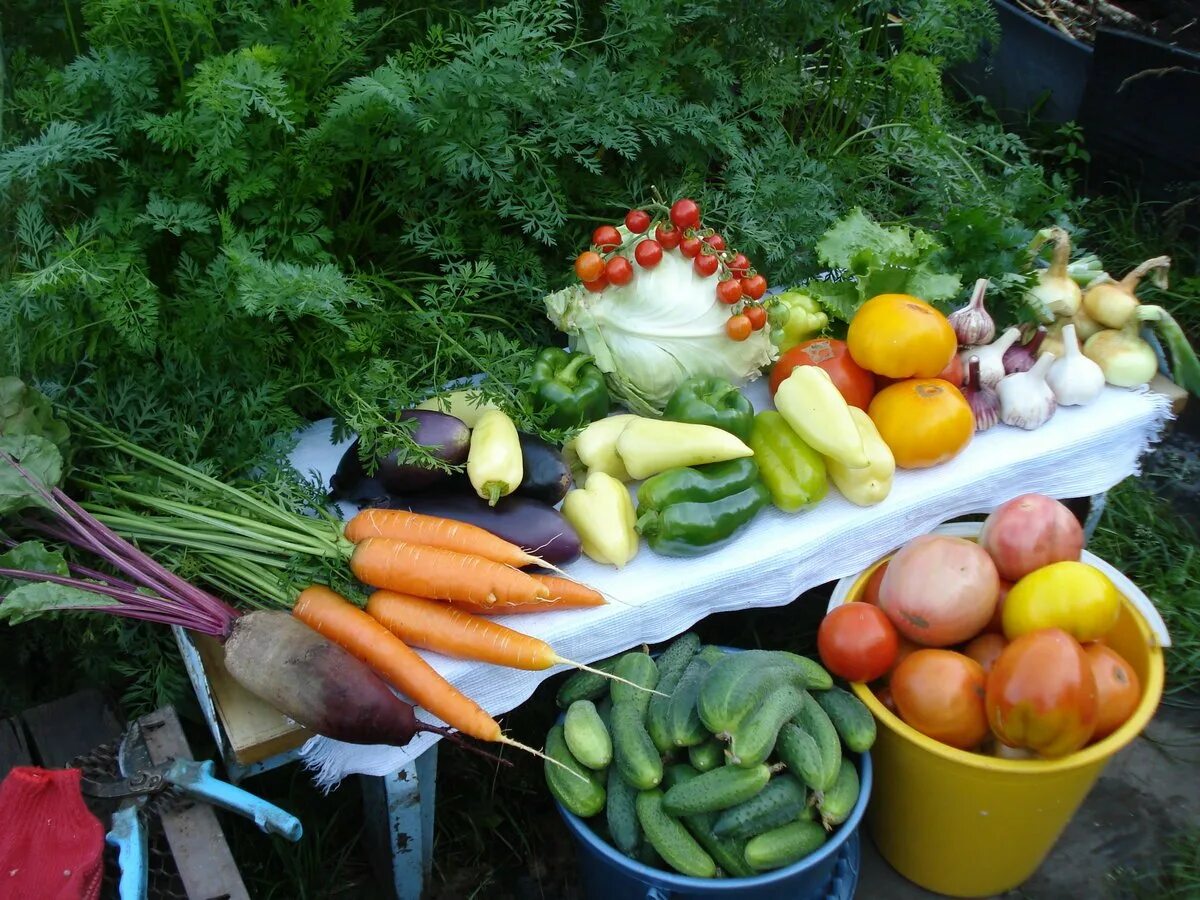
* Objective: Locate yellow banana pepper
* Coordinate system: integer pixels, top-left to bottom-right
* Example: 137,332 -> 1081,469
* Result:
615,418 -> 754,481
827,408 -> 894,506
565,414 -> 639,481
773,366 -> 868,469
467,409 -> 523,505
561,471 -> 640,567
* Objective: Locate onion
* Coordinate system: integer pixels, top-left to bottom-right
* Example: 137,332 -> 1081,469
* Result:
1083,325 -> 1158,387
878,534 -> 1000,647
979,493 -> 1084,581
1082,256 -> 1170,329
1026,228 -> 1082,320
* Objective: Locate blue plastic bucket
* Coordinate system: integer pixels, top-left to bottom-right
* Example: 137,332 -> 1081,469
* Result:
556,751 -> 871,900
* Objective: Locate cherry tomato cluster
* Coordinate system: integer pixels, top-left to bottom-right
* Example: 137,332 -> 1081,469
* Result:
573,197 -> 770,342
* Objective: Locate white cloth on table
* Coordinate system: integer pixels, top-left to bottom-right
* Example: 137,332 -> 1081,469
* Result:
286,382 -> 1171,786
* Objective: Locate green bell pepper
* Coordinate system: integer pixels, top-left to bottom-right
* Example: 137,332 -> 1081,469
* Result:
770,291 -> 829,353
530,347 -> 611,428
663,376 -> 754,442
634,458 -> 770,557
749,411 -> 828,512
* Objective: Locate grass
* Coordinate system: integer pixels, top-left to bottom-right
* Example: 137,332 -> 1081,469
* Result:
1107,828 -> 1200,898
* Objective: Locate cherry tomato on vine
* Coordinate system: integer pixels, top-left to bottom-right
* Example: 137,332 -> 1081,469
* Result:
818,603 -> 900,683
592,225 -> 621,251
624,210 -> 651,234
583,276 -> 608,293
680,236 -> 703,258
574,251 -> 603,283
726,314 -> 752,342
634,239 -> 663,268
716,279 -> 743,305
704,233 -> 726,251
729,253 -> 751,275
741,273 -> 768,300
656,224 -> 681,250
694,253 -> 719,277
605,256 -> 633,286
745,304 -> 768,330
670,198 -> 701,230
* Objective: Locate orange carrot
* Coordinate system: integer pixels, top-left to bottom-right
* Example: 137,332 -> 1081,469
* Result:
349,538 -> 549,607
345,508 -> 551,569
293,585 -> 501,741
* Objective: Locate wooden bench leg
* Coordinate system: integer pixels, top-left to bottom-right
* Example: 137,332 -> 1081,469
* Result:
362,745 -> 438,899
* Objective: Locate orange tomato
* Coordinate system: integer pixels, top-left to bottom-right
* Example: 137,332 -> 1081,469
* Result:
964,633 -> 1007,674
1086,643 -> 1140,740
986,629 -> 1098,758
861,561 -> 888,605
984,580 -> 1013,634
891,649 -> 990,749
846,294 -> 957,379
868,379 -> 974,468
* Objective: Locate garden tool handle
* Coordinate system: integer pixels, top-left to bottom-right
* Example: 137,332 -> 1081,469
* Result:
106,804 -> 149,900
164,759 -> 303,841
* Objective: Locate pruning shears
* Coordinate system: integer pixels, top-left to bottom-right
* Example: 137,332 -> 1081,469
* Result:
80,719 -> 302,900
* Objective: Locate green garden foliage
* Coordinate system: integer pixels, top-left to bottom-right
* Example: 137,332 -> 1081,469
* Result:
2,0 -> 1075,467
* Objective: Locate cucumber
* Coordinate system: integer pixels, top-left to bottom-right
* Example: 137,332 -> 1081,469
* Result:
662,763 -> 771,817
564,700 -> 612,770
727,684 -> 808,768
635,789 -> 718,878
744,819 -> 827,871
698,651 -> 831,737
646,634 -> 702,753
688,737 -> 725,773
775,724 -> 831,794
667,654 -> 717,748
557,656 -> 619,709
606,765 -> 641,855
813,686 -> 876,753
611,651 -> 660,713
775,651 -> 834,691
816,757 -> 860,829
635,839 -> 663,869
712,774 -> 808,840
791,693 -> 842,792
656,765 -> 756,878
596,695 -> 613,730
544,724 -> 606,817
662,763 -> 700,790
610,702 -> 663,790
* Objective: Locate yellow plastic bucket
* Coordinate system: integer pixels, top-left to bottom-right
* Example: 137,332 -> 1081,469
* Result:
829,523 -> 1167,898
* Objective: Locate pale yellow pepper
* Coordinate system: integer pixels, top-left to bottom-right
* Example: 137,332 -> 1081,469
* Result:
774,366 -> 868,469
614,419 -> 753,480
561,471 -> 639,567
827,408 -> 894,506
564,414 -> 639,481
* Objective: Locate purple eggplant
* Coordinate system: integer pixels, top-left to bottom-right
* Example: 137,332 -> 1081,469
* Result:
517,432 -> 572,506
376,493 -> 582,565
330,411 -> 470,501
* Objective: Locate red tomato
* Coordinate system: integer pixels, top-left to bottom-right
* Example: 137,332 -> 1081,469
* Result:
1086,643 -> 1140,740
770,338 -> 876,409
744,305 -> 767,330
985,580 -> 1013,633
964,633 -> 1007,674
634,239 -> 663,269
704,233 -> 726,251
680,236 -> 703,259
670,198 -> 700,230
592,225 -> 621,251
725,315 -> 752,341
583,276 -> 608,293
716,279 -> 743,305
656,224 -> 681,250
818,603 -> 900,683
729,253 -> 751,275
741,274 -> 767,300
694,253 -> 719,277
939,352 -> 965,387
861,561 -> 888,605
986,629 -> 1098,758
574,251 -> 603,283
604,256 -> 633,286
624,209 -> 650,234
891,650 -> 990,749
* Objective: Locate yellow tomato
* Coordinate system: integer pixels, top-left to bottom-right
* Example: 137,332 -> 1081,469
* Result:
846,294 -> 957,379
1003,561 -> 1121,643
867,379 -> 973,469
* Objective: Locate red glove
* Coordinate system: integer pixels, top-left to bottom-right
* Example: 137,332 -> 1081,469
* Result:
0,767 -> 104,900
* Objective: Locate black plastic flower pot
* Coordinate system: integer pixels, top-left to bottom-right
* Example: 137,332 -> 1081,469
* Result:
952,0 -> 1093,124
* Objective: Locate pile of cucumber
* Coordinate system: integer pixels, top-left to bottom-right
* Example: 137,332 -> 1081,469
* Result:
545,635 -> 876,878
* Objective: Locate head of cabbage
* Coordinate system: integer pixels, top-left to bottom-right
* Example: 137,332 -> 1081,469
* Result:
544,241 -> 775,416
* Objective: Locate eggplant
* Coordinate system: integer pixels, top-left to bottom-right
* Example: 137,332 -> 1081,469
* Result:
330,411 -> 470,501
517,432 -> 572,506
378,493 -> 582,566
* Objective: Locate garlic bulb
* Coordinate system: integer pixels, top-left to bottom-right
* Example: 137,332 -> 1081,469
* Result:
1026,227 -> 1082,320
960,327 -> 1020,390
948,279 -> 995,346
961,356 -> 1000,432
1003,326 -> 1047,374
1047,324 -> 1104,406
998,353 -> 1057,430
